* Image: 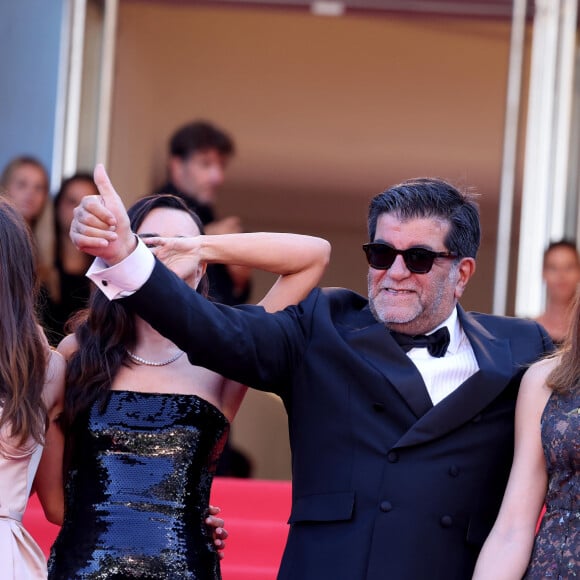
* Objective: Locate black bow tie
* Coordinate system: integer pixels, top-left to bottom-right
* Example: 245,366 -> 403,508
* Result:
390,326 -> 450,358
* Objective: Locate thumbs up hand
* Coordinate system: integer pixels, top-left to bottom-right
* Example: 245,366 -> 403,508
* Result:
70,164 -> 137,265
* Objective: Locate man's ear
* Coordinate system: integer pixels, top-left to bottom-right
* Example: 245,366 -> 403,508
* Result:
168,156 -> 183,183
454,257 -> 476,299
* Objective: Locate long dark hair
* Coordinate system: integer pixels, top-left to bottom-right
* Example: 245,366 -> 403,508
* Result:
547,291 -> 580,393
0,198 -> 47,444
62,194 -> 208,431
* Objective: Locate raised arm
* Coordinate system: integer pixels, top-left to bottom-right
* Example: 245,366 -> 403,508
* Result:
151,232 -> 331,313
33,349 -> 66,526
471,358 -> 552,579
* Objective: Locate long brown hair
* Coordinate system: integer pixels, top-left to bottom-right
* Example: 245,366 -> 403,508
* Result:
0,198 -> 47,443
547,292 -> 580,393
62,194 -> 208,432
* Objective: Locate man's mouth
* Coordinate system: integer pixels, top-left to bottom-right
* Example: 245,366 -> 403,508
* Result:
384,288 -> 414,295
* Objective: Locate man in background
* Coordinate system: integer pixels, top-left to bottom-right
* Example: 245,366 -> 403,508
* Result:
156,119 -> 251,306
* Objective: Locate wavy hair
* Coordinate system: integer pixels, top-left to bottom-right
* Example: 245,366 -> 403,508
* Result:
547,291 -> 580,393
0,198 -> 47,443
62,194 -> 208,432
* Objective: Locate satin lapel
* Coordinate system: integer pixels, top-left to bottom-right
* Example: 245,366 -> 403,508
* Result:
394,306 -> 514,448
345,307 -> 433,418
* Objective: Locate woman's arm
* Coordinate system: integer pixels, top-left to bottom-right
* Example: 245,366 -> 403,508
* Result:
472,358 -> 553,579
151,232 -> 331,311
33,349 -> 66,526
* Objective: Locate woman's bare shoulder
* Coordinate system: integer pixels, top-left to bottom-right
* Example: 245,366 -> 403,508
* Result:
57,334 -> 79,361
44,349 -> 66,409
520,355 -> 558,402
525,355 -> 559,381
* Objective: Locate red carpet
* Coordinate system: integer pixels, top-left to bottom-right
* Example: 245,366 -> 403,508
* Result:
24,480 -> 546,579
23,477 -> 291,580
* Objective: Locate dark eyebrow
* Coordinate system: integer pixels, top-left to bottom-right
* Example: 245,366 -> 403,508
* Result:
372,239 -> 438,252
138,233 -> 189,239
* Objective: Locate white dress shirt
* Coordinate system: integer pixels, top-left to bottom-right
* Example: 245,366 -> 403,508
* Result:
406,308 -> 479,405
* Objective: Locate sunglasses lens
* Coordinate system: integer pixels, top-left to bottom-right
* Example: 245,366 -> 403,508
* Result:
365,245 -> 396,269
404,249 -> 435,274
363,244 -> 446,273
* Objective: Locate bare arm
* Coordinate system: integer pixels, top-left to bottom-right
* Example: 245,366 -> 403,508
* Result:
151,232 -> 331,312
33,350 -> 66,526
204,217 -> 252,298
472,358 -> 553,579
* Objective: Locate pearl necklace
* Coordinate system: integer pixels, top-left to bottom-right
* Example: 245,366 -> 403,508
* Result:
126,349 -> 185,367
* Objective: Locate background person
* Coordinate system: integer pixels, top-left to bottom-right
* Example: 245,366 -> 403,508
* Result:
43,173 -> 97,345
156,119 -> 251,306
534,239 -> 580,346
0,155 -> 49,228
0,155 -> 53,305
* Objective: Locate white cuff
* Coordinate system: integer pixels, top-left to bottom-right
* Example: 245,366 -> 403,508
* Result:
86,237 -> 155,300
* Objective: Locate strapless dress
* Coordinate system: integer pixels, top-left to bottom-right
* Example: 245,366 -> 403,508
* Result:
48,390 -> 229,579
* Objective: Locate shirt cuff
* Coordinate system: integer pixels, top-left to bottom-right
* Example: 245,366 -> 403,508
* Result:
86,236 -> 155,300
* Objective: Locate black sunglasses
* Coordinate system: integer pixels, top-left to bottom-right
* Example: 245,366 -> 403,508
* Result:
362,242 -> 458,274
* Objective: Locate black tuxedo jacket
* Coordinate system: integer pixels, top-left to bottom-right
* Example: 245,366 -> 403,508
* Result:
124,262 -> 552,580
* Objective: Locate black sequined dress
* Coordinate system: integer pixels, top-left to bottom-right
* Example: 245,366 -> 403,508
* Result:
48,390 -> 229,579
524,388 -> 579,579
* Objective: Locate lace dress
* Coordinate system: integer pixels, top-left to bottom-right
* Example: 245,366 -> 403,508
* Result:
48,390 -> 229,579
525,388 -> 579,579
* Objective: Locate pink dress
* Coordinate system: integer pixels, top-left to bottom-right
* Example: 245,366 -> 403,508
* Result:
0,423 -> 47,579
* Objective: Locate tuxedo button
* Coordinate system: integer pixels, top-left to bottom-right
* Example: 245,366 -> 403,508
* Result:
380,501 -> 392,512
440,515 -> 453,528
387,451 -> 398,463
102,280 -> 109,287
372,402 -> 385,412
448,465 -> 460,477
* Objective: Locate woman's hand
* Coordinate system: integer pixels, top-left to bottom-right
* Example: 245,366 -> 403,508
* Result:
144,236 -> 204,282
206,505 -> 228,559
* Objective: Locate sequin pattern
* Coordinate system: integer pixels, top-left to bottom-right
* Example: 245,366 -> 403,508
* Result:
47,391 -> 229,579
524,388 -> 580,579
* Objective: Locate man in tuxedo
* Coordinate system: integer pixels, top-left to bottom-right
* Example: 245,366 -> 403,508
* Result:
71,167 -> 552,580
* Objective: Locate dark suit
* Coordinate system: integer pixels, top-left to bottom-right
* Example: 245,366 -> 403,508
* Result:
124,262 -> 552,580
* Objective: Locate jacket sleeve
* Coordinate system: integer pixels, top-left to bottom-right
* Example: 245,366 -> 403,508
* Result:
122,259 -> 315,395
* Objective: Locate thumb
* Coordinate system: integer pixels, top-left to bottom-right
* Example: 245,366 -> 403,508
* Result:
93,163 -> 125,212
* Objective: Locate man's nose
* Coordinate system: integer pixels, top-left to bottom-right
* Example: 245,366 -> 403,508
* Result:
210,166 -> 225,185
387,254 -> 411,278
